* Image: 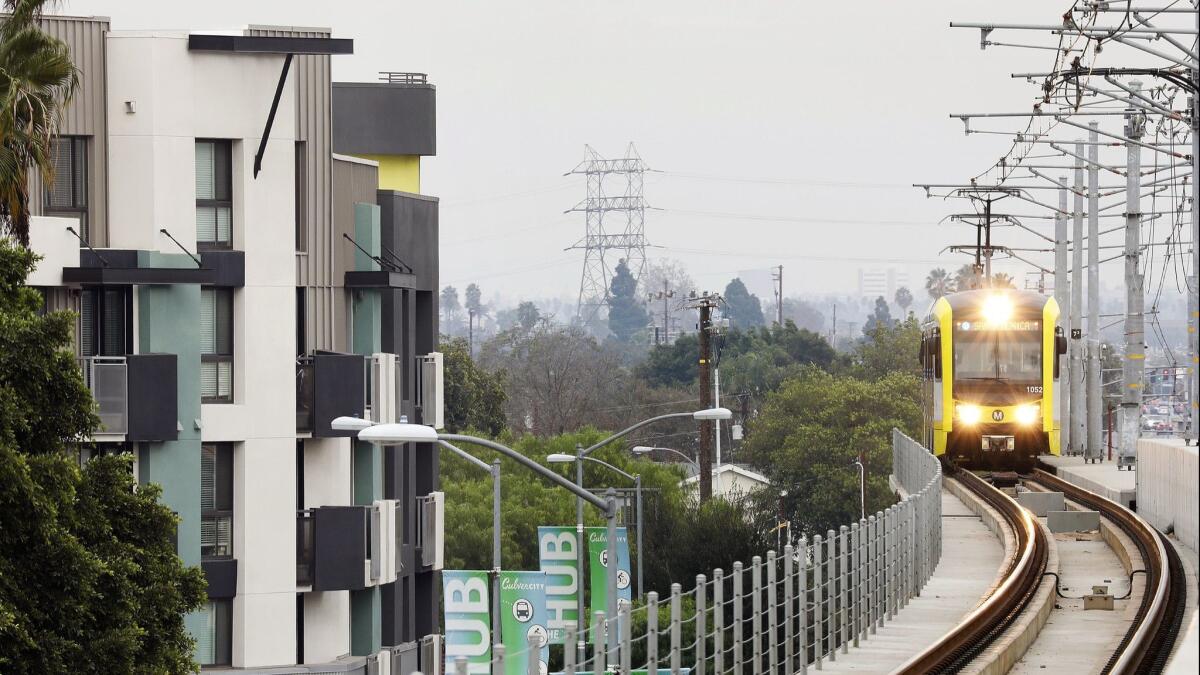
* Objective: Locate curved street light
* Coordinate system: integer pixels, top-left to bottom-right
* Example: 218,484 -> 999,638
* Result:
630,445 -> 700,470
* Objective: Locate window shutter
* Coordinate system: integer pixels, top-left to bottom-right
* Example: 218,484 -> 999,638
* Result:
47,139 -> 74,207
80,290 -> 95,357
201,445 -> 215,510
195,141 -> 215,200
200,289 -> 216,354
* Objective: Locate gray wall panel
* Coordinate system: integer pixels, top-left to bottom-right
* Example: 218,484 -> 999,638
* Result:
332,83 -> 436,157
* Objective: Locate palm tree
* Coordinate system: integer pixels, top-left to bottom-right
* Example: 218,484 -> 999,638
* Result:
989,272 -> 1017,289
0,0 -> 79,247
894,286 -> 913,315
924,268 -> 952,300
953,264 -> 980,292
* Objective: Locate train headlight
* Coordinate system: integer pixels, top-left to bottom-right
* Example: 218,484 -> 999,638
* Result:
982,295 -> 1012,326
958,404 -> 981,425
1016,404 -> 1039,426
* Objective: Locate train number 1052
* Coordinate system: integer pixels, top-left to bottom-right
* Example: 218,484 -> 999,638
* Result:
1026,386 -> 1043,394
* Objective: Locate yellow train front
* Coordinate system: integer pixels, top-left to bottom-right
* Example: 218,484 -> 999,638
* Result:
920,289 -> 1067,470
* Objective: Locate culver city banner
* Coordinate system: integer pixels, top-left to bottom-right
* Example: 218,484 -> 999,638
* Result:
443,570 -> 491,674
537,526 -> 580,645
587,526 -> 631,642
498,571 -> 549,675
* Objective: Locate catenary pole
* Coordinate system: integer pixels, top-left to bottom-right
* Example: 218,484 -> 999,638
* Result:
1120,82 -> 1146,468
1088,122 -> 1104,461
1072,142 -> 1086,455
698,297 -> 714,501
1189,74 -> 1199,444
1056,179 -> 1071,451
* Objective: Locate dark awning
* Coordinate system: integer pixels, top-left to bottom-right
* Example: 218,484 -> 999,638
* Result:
344,271 -> 417,289
63,266 -> 214,285
187,34 -> 353,55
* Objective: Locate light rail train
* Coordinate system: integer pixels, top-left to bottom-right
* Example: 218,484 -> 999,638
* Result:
920,289 -> 1068,470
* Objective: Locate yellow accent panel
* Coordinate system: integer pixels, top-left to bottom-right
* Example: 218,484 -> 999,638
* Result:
934,297 -> 954,442
1042,297 -> 1061,455
355,154 -> 421,193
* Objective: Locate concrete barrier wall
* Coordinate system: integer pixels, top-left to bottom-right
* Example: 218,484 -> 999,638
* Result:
1136,439 -> 1199,551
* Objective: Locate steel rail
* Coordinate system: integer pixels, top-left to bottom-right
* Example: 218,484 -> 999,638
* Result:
1030,467 -> 1186,674
894,469 -> 1049,674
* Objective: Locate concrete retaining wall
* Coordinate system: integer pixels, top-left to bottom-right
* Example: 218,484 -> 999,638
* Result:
1136,439 -> 1199,550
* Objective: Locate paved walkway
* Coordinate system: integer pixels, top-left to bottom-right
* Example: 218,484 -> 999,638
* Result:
1166,539 -> 1198,675
819,488 -> 1003,673
1039,454 -> 1136,507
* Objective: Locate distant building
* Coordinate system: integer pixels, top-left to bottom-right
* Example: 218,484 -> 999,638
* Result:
857,267 -> 909,301
681,464 -> 771,500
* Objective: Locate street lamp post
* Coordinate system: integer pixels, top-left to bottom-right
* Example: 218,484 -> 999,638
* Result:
335,417 -> 621,665
440,441 -> 503,644
548,454 -> 643,601
852,457 -> 866,521
569,407 -> 731,664
631,445 -> 700,470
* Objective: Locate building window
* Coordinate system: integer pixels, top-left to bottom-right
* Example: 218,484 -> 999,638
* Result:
80,287 -> 130,357
197,599 -> 232,666
44,136 -> 88,239
295,141 -> 306,252
201,443 -> 233,559
196,139 -> 232,249
200,288 -> 233,403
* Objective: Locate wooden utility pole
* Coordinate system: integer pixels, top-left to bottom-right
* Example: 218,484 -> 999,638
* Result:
695,293 -> 717,501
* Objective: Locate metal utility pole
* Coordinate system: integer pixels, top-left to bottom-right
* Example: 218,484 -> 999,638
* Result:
648,279 -> 675,346
1190,87 -> 1199,445
1071,143 -> 1085,455
1055,180 -> 1071,451
566,144 -> 650,325
1120,83 -> 1146,469
1087,122 -> 1103,461
468,308 -> 475,358
695,293 -> 718,501
772,265 -> 784,325
831,302 -> 837,345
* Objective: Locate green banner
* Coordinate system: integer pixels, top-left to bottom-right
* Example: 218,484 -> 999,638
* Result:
443,570 -> 492,674
499,571 -> 549,675
586,526 -> 632,643
537,526 -> 580,645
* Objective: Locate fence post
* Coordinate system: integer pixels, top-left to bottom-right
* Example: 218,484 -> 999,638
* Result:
620,600 -> 632,675
564,626 -> 577,675
593,612 -> 606,675
825,530 -> 837,662
752,555 -> 763,670
783,544 -> 795,675
493,643 -> 505,675
647,592 -> 658,673
455,655 -> 468,675
813,534 -> 823,670
713,568 -> 724,675
799,537 -> 809,675
670,583 -> 682,675
529,635 -> 541,675
767,551 -> 778,671
839,525 -> 849,654
733,562 -> 744,670
867,515 -> 877,634
696,574 -> 707,674
850,522 -> 861,648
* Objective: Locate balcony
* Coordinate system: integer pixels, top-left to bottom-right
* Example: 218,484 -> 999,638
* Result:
296,351 -> 366,437
79,354 -> 178,441
297,501 -> 399,591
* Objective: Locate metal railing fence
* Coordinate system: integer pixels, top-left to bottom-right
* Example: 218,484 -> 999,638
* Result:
437,429 -> 942,675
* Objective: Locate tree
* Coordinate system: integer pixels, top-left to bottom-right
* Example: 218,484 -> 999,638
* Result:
639,258 -> 697,336
464,283 -> 483,316
516,301 -> 540,331
0,0 -> 79,246
990,272 -> 1016,289
742,367 -> 919,534
779,297 -> 825,333
924,268 -> 952,300
953,264 -> 980,292
723,278 -> 765,328
440,285 -> 460,326
439,337 -> 507,435
849,315 -> 922,381
862,296 -> 893,336
0,241 -> 206,672
894,286 -> 913,315
608,259 -> 649,342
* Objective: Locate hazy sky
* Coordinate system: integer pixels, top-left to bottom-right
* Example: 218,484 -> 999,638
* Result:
60,1 -> 1195,315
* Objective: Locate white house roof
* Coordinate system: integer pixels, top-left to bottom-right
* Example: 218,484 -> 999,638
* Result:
680,463 -> 771,487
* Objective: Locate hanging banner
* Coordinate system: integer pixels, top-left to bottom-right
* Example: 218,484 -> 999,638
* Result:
499,571 -> 550,675
586,526 -> 632,643
537,526 -> 580,645
442,570 -> 492,674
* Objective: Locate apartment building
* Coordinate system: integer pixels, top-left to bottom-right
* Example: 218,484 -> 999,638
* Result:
28,15 -> 442,674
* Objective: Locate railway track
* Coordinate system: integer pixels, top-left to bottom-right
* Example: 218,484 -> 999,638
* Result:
1028,466 -> 1187,675
895,468 -> 1050,674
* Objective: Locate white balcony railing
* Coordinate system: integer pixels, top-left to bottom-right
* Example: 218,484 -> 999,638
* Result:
79,356 -> 128,435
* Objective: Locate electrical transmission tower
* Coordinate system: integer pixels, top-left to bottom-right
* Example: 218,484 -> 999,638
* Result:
565,143 -> 650,325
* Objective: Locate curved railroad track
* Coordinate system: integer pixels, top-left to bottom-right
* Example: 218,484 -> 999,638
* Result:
1028,466 -> 1186,675
894,468 -> 1050,674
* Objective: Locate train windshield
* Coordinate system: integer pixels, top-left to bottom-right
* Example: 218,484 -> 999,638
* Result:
953,321 -> 1041,384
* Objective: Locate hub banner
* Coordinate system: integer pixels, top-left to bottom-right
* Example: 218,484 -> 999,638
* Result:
586,526 -> 631,643
537,526 -> 580,645
499,571 -> 549,675
442,570 -> 492,674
